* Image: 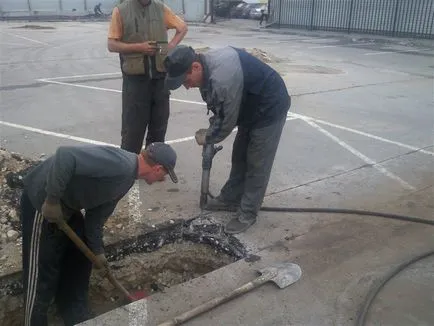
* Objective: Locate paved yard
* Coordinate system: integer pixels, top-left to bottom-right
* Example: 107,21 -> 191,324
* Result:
0,19 -> 433,325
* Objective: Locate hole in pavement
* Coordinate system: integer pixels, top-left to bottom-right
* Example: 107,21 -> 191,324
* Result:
0,218 -> 246,326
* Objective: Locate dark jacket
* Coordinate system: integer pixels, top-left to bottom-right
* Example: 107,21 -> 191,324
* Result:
199,46 -> 291,144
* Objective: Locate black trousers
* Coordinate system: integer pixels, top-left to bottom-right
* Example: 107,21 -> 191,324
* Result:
20,192 -> 93,326
121,75 -> 170,154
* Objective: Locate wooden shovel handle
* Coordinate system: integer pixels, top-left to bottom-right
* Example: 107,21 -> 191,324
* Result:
56,219 -> 135,302
158,273 -> 273,326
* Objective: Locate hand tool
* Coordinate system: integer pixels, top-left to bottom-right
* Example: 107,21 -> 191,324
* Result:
200,143 -> 222,209
157,262 -> 302,326
56,218 -> 147,302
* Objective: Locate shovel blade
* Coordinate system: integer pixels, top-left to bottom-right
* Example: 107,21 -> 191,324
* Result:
258,262 -> 302,289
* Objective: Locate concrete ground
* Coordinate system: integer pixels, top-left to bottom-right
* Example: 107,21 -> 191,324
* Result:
0,18 -> 433,326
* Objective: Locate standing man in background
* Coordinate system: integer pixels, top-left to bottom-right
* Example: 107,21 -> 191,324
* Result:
107,0 -> 188,153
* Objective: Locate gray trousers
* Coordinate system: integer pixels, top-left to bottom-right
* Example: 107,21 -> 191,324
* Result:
220,116 -> 287,218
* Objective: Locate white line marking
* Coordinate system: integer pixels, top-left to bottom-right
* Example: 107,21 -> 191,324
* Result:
42,72 -> 120,80
364,49 -> 430,56
0,120 -> 116,146
1,32 -> 49,45
0,42 -> 36,46
289,113 -> 434,156
37,78 -> 206,106
308,43 -> 367,49
301,118 -> 415,190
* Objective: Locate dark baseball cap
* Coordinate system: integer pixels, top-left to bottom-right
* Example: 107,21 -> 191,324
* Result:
146,142 -> 178,183
164,45 -> 196,90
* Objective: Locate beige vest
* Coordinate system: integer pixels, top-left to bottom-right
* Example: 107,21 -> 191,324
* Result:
118,0 -> 168,75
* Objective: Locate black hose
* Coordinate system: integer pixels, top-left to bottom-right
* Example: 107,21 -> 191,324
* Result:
355,250 -> 434,326
259,206 -> 434,226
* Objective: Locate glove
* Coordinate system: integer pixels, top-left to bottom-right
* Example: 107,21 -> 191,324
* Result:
41,198 -> 63,223
195,128 -> 208,146
94,253 -> 109,270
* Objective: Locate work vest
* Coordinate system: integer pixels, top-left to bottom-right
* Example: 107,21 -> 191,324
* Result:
117,0 -> 168,75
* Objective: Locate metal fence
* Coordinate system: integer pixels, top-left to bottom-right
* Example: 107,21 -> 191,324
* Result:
269,0 -> 434,39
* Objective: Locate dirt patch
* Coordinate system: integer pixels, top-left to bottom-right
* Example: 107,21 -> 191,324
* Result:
12,25 -> 55,30
2,240 -> 236,326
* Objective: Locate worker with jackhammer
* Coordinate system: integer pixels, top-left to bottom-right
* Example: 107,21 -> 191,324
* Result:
20,143 -> 178,326
164,45 -> 291,234
107,0 -> 188,154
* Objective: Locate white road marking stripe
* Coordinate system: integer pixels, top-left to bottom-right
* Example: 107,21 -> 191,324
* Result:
364,48 -> 430,56
289,113 -> 434,156
301,118 -> 415,190
42,72 -> 120,80
308,43 -> 367,49
0,120 -> 117,146
1,32 -> 49,45
37,79 -> 206,106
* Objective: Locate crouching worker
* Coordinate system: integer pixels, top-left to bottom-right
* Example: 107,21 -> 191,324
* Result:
20,142 -> 178,326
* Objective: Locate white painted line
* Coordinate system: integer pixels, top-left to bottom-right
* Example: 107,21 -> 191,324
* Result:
37,78 -> 207,106
308,43 -> 367,49
42,72 -> 121,80
1,32 -> 49,45
364,51 -> 393,56
0,120 -> 116,146
0,42 -> 36,46
301,118 -> 415,190
364,48 -> 430,56
289,113 -> 434,157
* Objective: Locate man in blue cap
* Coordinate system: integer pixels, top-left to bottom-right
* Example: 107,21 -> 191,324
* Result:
20,142 -> 177,325
164,45 -> 291,234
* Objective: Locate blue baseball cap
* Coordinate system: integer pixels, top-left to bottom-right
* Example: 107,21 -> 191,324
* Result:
164,45 -> 196,90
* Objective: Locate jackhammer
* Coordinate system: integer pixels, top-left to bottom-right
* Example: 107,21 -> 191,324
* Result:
200,143 -> 222,209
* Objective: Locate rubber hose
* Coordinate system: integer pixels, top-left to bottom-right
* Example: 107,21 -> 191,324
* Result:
355,250 -> 434,326
259,206 -> 434,226
258,205 -> 434,325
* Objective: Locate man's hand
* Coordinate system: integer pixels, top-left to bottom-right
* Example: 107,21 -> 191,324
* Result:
137,41 -> 157,55
195,129 -> 208,146
41,198 -> 63,223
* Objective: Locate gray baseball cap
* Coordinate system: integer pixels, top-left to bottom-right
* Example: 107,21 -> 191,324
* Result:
146,142 -> 178,183
164,45 -> 196,90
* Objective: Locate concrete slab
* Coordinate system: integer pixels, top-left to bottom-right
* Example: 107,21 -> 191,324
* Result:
78,216 -> 434,326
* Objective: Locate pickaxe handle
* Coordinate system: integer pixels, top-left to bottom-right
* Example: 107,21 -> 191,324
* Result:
157,273 -> 274,326
56,219 -> 136,302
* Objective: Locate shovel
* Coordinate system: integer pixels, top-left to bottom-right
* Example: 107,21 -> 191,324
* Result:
158,262 -> 302,326
56,218 -> 146,302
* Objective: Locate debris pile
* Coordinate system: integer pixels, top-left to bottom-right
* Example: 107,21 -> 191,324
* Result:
0,149 -> 37,275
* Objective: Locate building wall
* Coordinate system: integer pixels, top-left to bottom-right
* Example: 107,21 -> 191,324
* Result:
0,0 -> 209,22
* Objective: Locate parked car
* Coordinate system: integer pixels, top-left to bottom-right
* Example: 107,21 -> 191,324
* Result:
241,3 -> 262,19
250,4 -> 267,20
230,2 -> 249,18
214,0 -> 243,18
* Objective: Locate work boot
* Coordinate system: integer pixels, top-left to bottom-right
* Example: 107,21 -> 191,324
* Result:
205,195 -> 239,212
224,213 -> 257,234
